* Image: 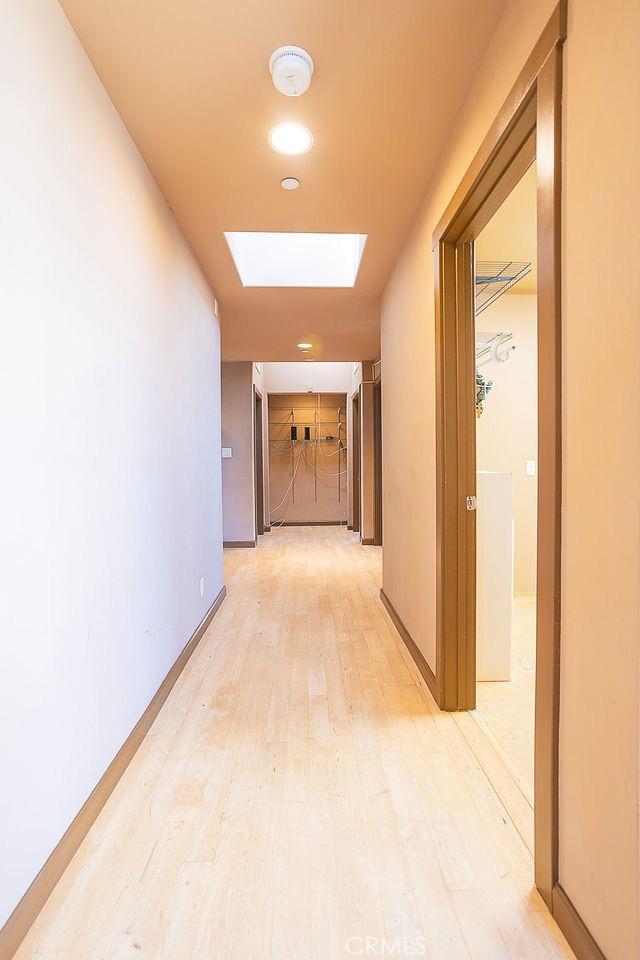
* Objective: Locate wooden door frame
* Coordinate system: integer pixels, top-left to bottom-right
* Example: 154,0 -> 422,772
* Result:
432,3 -> 565,907
351,389 -> 361,534
253,386 -> 264,537
373,377 -> 383,546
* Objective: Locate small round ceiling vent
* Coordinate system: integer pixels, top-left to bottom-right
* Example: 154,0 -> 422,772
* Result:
269,46 -> 314,97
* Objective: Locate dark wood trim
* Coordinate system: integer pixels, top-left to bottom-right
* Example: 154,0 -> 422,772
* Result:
433,1 -> 567,245
263,525 -> 271,533
361,537 -> 375,545
373,379 -> 383,546
253,386 -> 265,537
280,521 -> 346,527
0,585 -> 226,960
223,539 -> 257,547
380,589 -> 438,703
432,0 -> 566,915
534,40 -> 563,908
351,391 -> 361,534
552,885 -> 607,960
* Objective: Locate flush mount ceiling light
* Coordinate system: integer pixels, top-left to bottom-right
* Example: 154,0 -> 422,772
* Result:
269,46 -> 314,97
297,342 -> 313,349
224,232 -> 367,287
268,122 -> 313,156
281,177 -> 300,190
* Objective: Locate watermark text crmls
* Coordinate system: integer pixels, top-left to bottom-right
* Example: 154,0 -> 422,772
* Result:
345,935 -> 427,956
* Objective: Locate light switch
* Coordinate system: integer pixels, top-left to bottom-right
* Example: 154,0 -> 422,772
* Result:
222,447 -> 232,459
525,459 -> 536,476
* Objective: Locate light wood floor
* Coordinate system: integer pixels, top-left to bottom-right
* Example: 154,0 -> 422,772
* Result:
455,596 -> 536,855
476,595 -> 536,795
15,527 -> 573,960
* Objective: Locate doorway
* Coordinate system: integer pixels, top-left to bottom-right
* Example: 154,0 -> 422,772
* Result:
267,393 -> 348,525
432,5 -> 564,908
373,377 -> 383,546
351,390 -> 361,534
473,163 -> 538,812
254,387 -> 264,537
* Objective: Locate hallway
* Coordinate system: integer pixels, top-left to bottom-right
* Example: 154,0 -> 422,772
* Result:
16,528 -> 572,960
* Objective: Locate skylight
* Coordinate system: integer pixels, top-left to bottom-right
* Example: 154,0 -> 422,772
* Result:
224,232 -> 367,288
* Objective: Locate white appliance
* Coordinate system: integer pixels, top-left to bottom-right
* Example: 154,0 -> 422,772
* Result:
476,471 -> 514,681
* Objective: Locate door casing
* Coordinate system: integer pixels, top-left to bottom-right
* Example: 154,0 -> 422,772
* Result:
432,2 -> 565,908
253,386 -> 264,537
351,390 -> 361,534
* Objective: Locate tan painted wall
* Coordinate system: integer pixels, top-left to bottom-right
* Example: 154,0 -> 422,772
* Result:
476,294 -> 537,594
252,363 -> 268,531
262,364 -> 352,528
380,1 -> 640,957
268,393 -> 348,524
221,362 -> 255,543
346,362 -> 376,542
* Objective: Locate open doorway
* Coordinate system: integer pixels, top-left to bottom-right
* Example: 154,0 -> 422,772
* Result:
432,16 -> 563,905
473,163 -> 538,807
351,390 -> 361,534
254,387 -> 264,537
373,375 -> 383,546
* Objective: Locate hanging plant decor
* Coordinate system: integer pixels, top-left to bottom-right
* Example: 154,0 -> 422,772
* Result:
476,368 -> 493,418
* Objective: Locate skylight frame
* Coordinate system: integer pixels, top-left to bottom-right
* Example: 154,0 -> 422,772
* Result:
224,231 -> 367,288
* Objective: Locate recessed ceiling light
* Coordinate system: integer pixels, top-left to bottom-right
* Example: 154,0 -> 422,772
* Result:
297,342 -> 313,349
304,358 -> 316,362
268,122 -> 313,156
281,177 -> 300,190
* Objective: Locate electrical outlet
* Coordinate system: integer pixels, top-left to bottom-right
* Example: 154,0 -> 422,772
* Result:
200,577 -> 205,599
221,447 -> 232,458
526,459 -> 536,477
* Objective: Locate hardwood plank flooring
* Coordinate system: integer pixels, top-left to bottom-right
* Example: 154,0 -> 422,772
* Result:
14,527 -> 573,960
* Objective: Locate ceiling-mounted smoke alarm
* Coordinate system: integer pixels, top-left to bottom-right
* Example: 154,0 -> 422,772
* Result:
269,46 -> 314,97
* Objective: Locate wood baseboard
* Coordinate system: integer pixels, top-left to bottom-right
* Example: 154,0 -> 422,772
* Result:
380,588 -> 439,704
223,539 -> 256,547
552,884 -> 607,960
361,537 -> 375,545
0,585 -> 226,960
279,521 -> 346,527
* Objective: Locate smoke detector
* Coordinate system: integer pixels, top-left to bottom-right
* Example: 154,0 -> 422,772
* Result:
269,46 -> 314,97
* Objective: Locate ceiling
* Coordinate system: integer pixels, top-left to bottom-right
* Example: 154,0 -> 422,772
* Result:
476,162 -> 538,297
60,0 -> 507,361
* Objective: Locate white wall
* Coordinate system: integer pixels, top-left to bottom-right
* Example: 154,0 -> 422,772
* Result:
263,362 -> 353,394
476,294 -> 537,593
0,0 -> 223,928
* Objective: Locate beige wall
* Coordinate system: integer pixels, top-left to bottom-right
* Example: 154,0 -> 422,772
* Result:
476,294 -> 537,594
252,363 -> 268,531
221,362 -> 255,543
380,1 -> 640,957
0,0 -> 224,928
267,393 -> 348,524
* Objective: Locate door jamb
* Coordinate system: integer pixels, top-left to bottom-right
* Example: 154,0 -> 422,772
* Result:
432,2 -> 565,908
373,376 -> 383,546
253,385 -> 265,537
351,389 -> 361,534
